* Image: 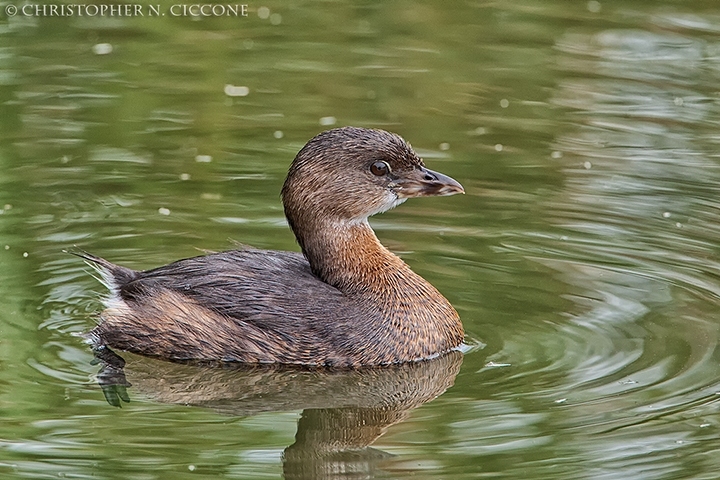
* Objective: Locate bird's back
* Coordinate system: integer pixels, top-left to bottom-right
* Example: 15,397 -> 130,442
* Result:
84,248 -> 372,366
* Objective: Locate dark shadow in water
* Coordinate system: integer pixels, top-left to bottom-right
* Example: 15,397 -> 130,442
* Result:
92,347 -> 464,479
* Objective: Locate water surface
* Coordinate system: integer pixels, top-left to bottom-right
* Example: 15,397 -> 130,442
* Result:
2,1 -> 720,479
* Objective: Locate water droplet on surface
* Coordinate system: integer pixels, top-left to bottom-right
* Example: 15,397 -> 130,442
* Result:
224,84 -> 249,97
500,98 -> 509,108
273,130 -> 284,139
179,173 -> 190,181
494,144 -> 503,152
439,142 -> 450,151
584,161 -> 592,169
319,116 -> 336,126
92,43 -> 113,55
257,6 -> 270,19
195,155 -> 212,163
551,151 -> 563,159
587,0 -> 601,13
158,207 -> 171,216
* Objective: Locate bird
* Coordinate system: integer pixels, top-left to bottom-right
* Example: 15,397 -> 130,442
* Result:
76,126 -> 465,367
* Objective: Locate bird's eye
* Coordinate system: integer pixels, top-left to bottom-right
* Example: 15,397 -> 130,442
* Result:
370,161 -> 390,176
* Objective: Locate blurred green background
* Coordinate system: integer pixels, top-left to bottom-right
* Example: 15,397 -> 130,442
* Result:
2,1 -> 720,479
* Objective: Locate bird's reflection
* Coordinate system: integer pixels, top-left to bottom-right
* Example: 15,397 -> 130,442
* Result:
92,347 -> 463,479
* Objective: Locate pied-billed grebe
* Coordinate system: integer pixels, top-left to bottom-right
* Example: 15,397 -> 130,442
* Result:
78,127 -> 464,367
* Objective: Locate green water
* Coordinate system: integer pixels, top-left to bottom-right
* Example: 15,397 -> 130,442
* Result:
3,0 -> 720,478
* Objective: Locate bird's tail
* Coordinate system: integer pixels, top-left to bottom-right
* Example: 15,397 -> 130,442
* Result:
65,248 -> 138,292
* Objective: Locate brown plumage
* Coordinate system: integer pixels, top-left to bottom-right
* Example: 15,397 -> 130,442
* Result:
78,127 -> 465,367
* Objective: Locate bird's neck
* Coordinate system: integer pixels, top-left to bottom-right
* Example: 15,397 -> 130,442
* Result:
294,217 -> 412,294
